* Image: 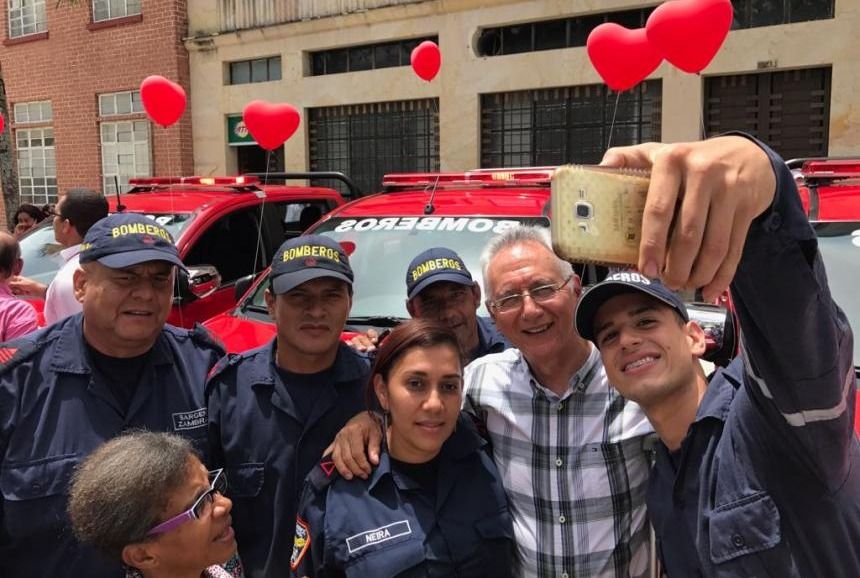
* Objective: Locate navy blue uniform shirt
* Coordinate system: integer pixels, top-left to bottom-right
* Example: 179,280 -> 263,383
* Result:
472,316 -> 510,363
0,314 -> 224,578
292,413 -> 516,578
648,138 -> 860,577
206,340 -> 370,578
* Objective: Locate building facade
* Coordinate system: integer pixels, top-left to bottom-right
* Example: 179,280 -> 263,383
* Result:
0,0 -> 193,224
186,0 -> 860,196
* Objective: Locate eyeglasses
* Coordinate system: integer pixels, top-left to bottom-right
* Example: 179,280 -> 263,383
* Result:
147,469 -> 227,536
44,207 -> 66,220
488,276 -> 573,313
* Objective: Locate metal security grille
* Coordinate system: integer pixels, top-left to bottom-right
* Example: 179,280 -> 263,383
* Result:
309,99 -> 439,195
480,81 -> 662,167
705,67 -> 831,159
731,0 -> 834,28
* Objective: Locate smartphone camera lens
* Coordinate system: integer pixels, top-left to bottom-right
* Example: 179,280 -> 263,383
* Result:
575,201 -> 593,219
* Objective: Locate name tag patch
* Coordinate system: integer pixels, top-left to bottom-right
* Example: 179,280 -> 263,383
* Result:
346,520 -> 412,554
172,408 -> 207,431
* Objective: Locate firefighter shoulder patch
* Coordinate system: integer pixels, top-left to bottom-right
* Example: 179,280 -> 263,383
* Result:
0,347 -> 18,366
290,516 -> 311,571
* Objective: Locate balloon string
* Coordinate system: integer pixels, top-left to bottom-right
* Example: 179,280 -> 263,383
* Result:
699,73 -> 707,140
251,149 -> 270,280
415,97 -> 441,214
167,122 -> 184,329
431,98 -> 439,172
605,90 -> 622,151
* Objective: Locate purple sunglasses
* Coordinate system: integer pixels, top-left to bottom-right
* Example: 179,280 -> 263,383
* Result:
147,469 -> 227,536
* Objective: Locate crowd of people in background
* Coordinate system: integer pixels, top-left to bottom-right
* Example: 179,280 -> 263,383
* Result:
0,191 -> 107,343
0,133 -> 858,578
12,202 -> 53,238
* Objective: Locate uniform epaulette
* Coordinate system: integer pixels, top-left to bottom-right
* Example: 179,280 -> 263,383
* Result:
206,352 -> 242,382
0,340 -> 40,374
188,323 -> 227,356
307,457 -> 340,491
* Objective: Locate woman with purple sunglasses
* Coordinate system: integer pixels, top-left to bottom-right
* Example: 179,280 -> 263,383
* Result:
68,431 -> 243,578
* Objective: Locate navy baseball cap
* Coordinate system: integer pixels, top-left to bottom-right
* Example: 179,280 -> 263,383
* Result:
575,271 -> 689,343
406,247 -> 474,300
270,235 -> 353,294
79,213 -> 185,270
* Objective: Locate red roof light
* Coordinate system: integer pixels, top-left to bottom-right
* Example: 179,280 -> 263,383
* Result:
128,176 -> 260,186
382,167 -> 555,190
801,160 -> 860,179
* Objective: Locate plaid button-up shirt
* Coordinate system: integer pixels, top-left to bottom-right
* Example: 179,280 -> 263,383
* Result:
464,345 -> 653,578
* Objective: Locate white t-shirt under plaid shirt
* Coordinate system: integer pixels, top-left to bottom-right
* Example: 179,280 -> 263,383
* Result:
464,344 -> 653,578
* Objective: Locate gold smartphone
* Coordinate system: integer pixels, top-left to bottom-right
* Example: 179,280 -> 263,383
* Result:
550,165 -> 650,267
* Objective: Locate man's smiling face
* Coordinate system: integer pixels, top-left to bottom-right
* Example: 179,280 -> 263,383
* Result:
593,291 -> 706,407
486,240 -> 579,361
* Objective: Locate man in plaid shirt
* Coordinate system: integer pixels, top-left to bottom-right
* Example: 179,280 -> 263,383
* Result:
464,226 -> 653,578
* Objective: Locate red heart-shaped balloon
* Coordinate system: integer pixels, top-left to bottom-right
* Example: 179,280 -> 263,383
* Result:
140,75 -> 187,128
242,101 -> 301,152
587,24 -> 663,91
646,0 -> 734,74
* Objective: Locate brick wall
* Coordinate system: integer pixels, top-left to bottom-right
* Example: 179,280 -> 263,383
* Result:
0,0 -> 192,225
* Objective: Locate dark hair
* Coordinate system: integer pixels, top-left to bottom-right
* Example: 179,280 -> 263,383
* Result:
0,233 -> 20,277
68,431 -> 196,559
365,319 -> 463,410
60,189 -> 109,238
14,203 -> 45,223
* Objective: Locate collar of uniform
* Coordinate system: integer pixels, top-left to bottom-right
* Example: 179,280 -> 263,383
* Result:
329,343 -> 371,382
246,339 -> 278,386
254,340 -> 369,388
50,313 -> 174,374
441,413 -> 486,461
692,358 -> 742,424
370,448 -> 433,493
367,448 -> 397,492
367,413 -> 485,493
520,342 -> 600,401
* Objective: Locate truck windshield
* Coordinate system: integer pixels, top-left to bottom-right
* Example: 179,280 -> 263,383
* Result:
245,215 -> 550,320
814,221 -> 860,363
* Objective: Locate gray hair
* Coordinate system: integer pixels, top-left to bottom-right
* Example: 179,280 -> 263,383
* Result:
480,225 -> 574,296
68,431 -> 196,559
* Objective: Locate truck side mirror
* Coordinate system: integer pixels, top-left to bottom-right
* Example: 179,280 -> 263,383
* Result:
184,265 -> 222,300
686,302 -> 736,368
